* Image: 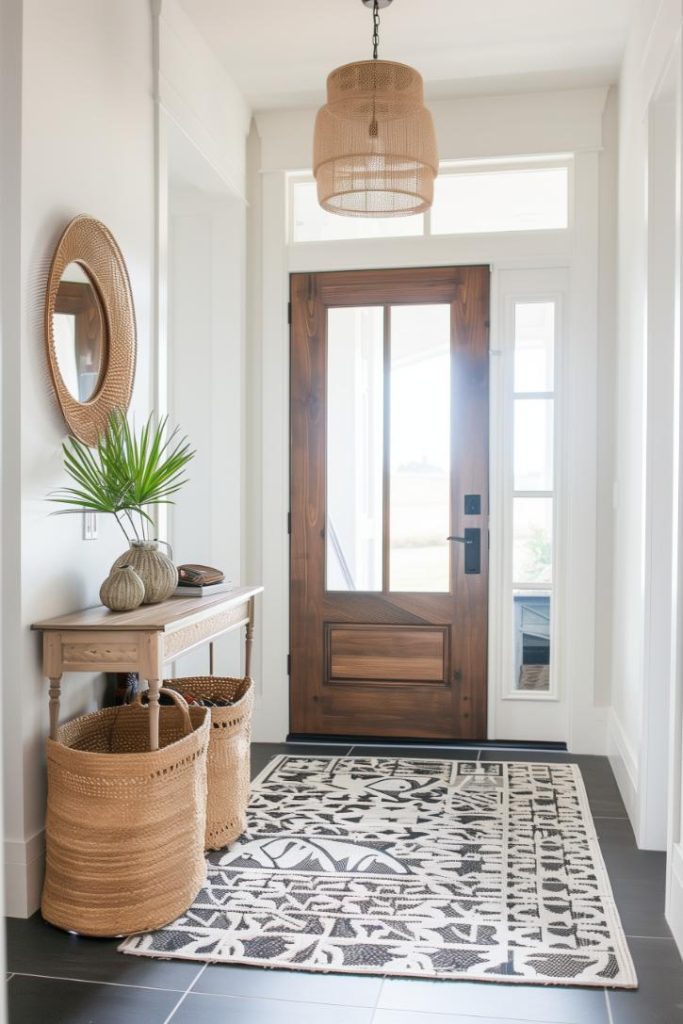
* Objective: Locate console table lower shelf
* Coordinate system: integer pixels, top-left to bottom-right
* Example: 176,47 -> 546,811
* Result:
31,585 -> 263,750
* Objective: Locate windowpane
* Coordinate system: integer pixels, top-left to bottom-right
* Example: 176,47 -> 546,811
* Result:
515,303 -> 555,392
431,167 -> 568,235
292,181 -> 423,242
514,591 -> 551,692
326,307 -> 384,591
514,399 -> 553,491
513,497 -> 552,584
390,304 -> 451,592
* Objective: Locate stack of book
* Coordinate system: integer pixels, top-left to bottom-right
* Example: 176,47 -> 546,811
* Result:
174,564 -> 234,598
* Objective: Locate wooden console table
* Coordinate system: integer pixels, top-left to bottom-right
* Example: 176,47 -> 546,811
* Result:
32,585 -> 263,750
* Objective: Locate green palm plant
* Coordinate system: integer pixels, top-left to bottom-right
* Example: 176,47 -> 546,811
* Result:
50,409 -> 195,543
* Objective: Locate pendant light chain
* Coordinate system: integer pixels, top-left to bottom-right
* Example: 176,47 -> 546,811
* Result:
372,0 -> 380,59
369,1 -> 381,138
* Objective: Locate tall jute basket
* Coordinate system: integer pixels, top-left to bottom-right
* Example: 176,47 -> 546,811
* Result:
165,676 -> 253,850
42,688 -> 209,937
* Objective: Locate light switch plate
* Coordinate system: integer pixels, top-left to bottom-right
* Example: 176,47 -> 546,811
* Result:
83,512 -> 98,540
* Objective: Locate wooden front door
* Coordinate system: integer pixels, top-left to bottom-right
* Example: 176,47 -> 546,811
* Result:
290,266 -> 490,740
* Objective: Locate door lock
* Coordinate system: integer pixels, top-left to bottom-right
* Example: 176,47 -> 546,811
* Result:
447,529 -> 481,574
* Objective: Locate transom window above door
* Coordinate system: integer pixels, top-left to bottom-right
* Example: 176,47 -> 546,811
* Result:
289,159 -> 572,244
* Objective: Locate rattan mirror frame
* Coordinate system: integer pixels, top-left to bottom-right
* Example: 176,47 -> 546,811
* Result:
45,215 -> 137,446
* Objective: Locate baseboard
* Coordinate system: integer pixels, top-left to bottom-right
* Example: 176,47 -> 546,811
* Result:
607,708 -> 639,827
666,843 -> 683,956
286,734 -> 567,750
4,830 -> 45,918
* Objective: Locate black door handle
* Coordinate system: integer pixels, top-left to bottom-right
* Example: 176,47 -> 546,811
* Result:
447,529 -> 481,574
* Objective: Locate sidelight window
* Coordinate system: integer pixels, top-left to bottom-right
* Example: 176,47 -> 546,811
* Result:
510,301 -> 556,695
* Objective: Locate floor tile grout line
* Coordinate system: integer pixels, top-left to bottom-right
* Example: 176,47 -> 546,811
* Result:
162,989 -> 190,1024
164,964 -> 207,1023
372,1003 -> 584,1023
163,984 -> 381,1010
374,976 -> 387,1016
7,971 -> 188,994
183,963 -> 208,995
605,987 -> 616,1024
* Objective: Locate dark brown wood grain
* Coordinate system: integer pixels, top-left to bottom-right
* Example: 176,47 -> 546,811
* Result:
290,267 -> 490,739
327,625 -> 447,682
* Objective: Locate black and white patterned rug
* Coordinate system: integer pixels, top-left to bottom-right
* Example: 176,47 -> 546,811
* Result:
120,755 -> 637,988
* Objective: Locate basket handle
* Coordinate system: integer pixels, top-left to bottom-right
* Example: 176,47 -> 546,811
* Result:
134,686 -> 194,739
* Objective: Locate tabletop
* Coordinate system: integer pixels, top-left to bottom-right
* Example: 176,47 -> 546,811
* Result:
31,585 -> 264,633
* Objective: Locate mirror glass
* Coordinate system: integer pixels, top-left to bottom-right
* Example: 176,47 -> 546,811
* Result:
52,262 -> 107,402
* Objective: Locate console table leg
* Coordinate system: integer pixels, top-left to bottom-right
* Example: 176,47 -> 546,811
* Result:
245,597 -> 255,679
48,676 -> 62,740
147,678 -> 161,752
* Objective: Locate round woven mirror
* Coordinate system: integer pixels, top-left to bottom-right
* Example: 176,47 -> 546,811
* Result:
45,216 -> 136,446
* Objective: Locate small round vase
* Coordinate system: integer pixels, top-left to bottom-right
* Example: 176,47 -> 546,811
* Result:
100,564 -> 145,612
112,540 -> 177,604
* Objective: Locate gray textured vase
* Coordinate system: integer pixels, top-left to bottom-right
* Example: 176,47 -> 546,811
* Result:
100,564 -> 145,612
112,540 -> 177,604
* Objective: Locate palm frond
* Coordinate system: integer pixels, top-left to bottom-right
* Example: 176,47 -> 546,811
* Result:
49,409 -> 195,542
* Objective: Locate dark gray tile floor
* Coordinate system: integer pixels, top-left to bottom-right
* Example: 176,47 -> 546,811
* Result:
5,741 -> 683,1023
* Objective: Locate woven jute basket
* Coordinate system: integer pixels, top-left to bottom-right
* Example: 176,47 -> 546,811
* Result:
42,688 -> 210,937
165,677 -> 253,850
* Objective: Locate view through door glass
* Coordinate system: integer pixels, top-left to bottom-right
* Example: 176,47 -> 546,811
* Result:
290,267 -> 490,740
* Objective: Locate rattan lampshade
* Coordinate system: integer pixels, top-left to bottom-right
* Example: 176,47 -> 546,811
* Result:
313,59 -> 438,217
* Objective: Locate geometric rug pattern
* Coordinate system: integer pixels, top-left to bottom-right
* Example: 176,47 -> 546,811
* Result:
120,755 -> 637,988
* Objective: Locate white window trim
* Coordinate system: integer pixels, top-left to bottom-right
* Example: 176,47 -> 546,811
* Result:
496,284 -> 566,704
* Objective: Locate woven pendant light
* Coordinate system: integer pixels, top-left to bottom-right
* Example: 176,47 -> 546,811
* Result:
313,0 -> 438,217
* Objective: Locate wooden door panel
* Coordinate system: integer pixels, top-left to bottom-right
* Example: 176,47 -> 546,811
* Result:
327,625 -> 448,683
317,685 -> 460,740
290,266 -> 489,740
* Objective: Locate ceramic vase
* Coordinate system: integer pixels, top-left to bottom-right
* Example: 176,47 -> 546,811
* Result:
112,540 -> 177,604
100,564 -> 145,612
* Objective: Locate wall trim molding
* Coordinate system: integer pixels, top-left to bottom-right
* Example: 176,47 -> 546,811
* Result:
607,707 -> 639,826
667,842 -> 683,951
255,87 -> 609,173
4,830 -> 45,918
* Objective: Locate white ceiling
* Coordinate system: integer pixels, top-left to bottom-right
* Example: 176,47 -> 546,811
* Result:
179,0 -> 634,110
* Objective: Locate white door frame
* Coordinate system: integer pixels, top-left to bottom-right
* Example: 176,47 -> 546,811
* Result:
249,152 -> 604,753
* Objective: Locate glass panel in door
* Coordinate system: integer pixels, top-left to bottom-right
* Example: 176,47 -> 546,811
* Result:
389,304 -> 451,593
326,307 -> 384,591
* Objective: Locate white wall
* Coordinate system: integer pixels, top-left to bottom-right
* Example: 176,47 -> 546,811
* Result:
1,0 -> 251,917
608,0 -> 683,855
154,0 -> 251,681
166,178 -> 247,678
1,0 -> 156,918
595,88 -> 618,711
0,0 -> 22,998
